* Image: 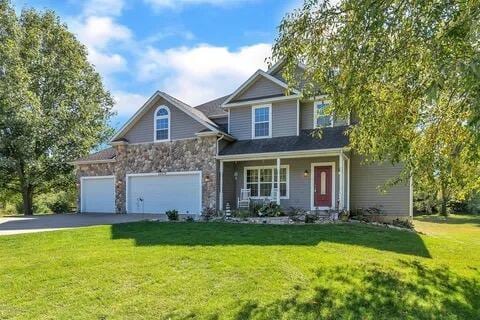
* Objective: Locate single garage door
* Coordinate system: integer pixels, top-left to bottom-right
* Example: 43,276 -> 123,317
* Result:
127,172 -> 202,214
81,176 -> 115,213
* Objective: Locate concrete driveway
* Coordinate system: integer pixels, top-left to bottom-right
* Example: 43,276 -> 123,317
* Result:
0,213 -> 166,236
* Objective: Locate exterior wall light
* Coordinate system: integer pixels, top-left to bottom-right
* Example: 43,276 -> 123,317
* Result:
304,170 -> 309,177
204,175 -> 210,182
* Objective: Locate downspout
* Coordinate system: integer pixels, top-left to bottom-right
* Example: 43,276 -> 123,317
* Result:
216,134 -> 225,212
216,134 -> 225,156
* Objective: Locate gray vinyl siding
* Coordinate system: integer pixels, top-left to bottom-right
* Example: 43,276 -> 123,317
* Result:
300,101 -> 314,130
229,106 -> 252,140
272,100 -> 297,137
232,76 -> 285,102
229,100 -> 299,140
300,101 -> 348,129
122,96 -> 207,143
350,154 -> 410,215
224,157 -> 340,210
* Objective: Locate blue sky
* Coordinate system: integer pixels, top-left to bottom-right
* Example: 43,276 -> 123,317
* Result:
12,0 -> 302,128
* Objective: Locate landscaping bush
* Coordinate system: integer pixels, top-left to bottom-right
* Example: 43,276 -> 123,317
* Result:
234,210 -> 251,218
165,210 -> 179,221
339,210 -> 350,221
48,198 -> 71,214
258,202 -> 284,217
249,202 -> 263,216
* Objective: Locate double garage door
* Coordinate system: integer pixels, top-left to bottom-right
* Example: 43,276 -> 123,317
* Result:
80,172 -> 202,214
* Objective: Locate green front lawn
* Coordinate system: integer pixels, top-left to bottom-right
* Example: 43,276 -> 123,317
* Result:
1,215 -> 479,319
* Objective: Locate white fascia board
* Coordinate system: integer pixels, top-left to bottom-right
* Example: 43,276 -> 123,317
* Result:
222,94 -> 299,109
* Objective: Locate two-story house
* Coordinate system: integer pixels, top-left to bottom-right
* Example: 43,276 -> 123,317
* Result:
74,60 -> 412,221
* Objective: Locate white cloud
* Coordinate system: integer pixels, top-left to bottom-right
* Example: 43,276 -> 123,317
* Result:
69,16 -> 132,75
137,43 -> 272,105
88,49 -> 127,75
83,0 -> 125,16
145,0 -> 254,10
72,16 -> 132,49
112,91 -> 149,117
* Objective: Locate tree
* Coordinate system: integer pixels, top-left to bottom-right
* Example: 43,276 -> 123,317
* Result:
272,0 -> 480,214
0,0 -> 114,215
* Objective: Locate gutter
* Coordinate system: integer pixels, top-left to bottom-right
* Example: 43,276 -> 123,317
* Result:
216,147 -> 350,161
70,159 -> 116,165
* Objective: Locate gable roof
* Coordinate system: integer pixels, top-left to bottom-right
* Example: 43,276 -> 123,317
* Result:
110,91 -> 226,143
195,95 -> 229,118
267,58 -> 306,76
221,69 -> 300,106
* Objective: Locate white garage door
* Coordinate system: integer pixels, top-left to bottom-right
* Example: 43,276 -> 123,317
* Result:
81,176 -> 115,213
127,172 -> 202,214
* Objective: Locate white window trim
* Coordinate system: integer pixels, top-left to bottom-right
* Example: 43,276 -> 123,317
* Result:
243,165 -> 290,199
154,105 -> 171,142
251,104 -> 272,139
310,162 -> 336,210
313,100 -> 334,128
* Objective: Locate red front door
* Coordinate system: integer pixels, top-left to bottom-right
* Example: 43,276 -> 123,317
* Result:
314,166 -> 332,208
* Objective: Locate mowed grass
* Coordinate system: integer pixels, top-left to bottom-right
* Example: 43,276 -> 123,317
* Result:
1,215 -> 479,319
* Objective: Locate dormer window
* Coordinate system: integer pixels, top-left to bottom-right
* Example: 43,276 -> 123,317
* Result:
154,106 -> 170,141
314,101 -> 333,128
252,104 -> 272,139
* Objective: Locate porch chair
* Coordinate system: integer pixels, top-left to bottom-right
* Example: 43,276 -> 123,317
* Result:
237,188 -> 251,210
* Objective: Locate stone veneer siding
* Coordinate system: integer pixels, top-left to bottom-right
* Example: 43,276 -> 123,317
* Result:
77,136 -> 218,214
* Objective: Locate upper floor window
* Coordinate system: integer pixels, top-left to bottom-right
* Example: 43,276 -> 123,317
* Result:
154,106 -> 170,141
314,101 -> 333,128
252,104 -> 272,139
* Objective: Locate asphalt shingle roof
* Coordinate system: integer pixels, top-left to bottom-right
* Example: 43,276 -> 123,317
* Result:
195,95 -> 230,118
219,126 -> 349,156
75,147 -> 116,162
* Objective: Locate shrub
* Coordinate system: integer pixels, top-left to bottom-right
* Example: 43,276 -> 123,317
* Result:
249,202 -> 263,216
258,202 -> 284,217
165,209 -> 179,221
339,210 -> 350,221
234,210 -> 251,218
48,198 -> 71,214
184,216 -> 194,222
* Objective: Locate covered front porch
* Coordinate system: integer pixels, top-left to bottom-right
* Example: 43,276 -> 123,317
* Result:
217,149 -> 350,213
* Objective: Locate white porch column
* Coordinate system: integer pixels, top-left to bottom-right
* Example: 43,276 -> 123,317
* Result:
276,158 -> 281,204
219,160 -> 224,212
347,156 -> 351,211
339,152 -> 344,209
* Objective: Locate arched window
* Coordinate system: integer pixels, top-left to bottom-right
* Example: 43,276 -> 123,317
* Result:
154,106 -> 170,141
